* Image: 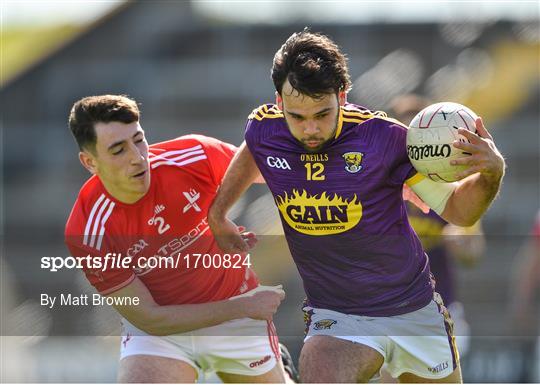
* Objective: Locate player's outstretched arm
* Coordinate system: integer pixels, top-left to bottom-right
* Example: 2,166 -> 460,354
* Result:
209,142 -> 261,253
441,117 -> 505,226
108,277 -> 285,336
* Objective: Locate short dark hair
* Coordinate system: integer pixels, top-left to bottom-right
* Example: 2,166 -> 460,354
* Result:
272,28 -> 352,99
68,94 -> 140,152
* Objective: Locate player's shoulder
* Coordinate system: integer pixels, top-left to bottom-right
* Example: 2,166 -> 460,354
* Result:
148,134 -> 237,180
247,103 -> 284,122
341,103 -> 386,123
150,134 -> 224,152
342,103 -> 407,129
245,104 -> 285,145
149,134 -> 235,170
65,176 -> 110,235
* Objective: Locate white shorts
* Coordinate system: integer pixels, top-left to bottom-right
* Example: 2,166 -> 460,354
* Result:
303,298 -> 459,379
120,311 -> 280,378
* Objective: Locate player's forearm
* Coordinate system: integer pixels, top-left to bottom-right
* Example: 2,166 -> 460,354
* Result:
442,172 -> 503,226
209,142 -> 260,220
129,297 -> 249,336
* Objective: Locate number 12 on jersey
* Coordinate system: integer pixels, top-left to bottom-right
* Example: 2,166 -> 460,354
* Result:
304,162 -> 325,180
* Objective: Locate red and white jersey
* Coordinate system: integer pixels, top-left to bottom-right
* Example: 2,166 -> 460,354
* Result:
65,134 -> 258,305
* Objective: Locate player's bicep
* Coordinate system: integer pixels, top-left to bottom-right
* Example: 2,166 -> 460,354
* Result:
406,173 -> 457,216
225,142 -> 262,183
105,276 -> 159,331
381,120 -> 416,185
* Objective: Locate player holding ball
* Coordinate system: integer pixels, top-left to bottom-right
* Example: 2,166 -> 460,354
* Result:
209,29 -> 505,383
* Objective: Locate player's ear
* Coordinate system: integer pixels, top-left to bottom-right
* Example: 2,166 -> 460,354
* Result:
338,91 -> 347,106
276,91 -> 283,110
79,151 -> 98,175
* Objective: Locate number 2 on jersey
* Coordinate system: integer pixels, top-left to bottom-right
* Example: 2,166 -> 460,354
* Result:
305,162 -> 325,180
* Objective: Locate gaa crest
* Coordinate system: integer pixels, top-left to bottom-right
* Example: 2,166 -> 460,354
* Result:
342,152 -> 364,174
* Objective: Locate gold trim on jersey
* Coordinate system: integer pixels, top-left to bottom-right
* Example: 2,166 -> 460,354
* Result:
334,107 -> 344,139
405,172 -> 426,187
248,104 -> 284,121
336,106 -> 389,139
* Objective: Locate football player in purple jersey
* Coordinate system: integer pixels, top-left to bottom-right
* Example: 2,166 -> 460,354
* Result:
209,29 -> 505,383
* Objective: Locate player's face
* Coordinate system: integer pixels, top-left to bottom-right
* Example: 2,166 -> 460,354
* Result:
277,79 -> 346,152
80,121 -> 150,203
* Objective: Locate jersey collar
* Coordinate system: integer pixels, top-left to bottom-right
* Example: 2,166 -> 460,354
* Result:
334,106 -> 344,139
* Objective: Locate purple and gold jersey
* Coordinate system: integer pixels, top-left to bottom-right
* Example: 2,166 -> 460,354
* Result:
406,202 -> 455,306
245,103 -> 433,316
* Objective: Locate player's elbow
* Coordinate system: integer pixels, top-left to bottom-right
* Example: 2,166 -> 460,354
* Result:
448,215 -> 474,227
441,207 -> 479,227
447,214 -> 479,227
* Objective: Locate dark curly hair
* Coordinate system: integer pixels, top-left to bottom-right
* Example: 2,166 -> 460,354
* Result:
272,28 -> 352,99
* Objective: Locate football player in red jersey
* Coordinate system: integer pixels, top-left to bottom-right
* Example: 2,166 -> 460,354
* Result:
65,94 -> 293,383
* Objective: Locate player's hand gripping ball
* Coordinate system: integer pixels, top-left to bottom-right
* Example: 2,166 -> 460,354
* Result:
406,102 -> 478,182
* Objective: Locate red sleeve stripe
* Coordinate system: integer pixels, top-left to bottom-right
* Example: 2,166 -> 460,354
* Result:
88,198 -> 112,250
83,194 -> 115,251
150,149 -> 205,168
96,201 -> 116,251
83,194 -> 106,246
149,144 -> 203,159
151,153 -> 207,169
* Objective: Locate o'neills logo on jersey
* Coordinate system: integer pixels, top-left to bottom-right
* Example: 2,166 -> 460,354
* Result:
275,190 -> 362,236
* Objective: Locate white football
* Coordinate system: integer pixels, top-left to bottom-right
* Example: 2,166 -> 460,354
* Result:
406,102 -> 478,183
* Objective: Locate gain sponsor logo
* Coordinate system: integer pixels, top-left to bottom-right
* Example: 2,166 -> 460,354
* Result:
275,190 -> 362,236
407,144 -> 452,160
314,319 -> 337,330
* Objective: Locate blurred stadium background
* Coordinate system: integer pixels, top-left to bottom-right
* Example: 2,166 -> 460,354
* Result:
1,1 -> 539,382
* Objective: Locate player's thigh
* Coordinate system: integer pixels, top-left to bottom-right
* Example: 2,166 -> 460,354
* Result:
398,366 -> 462,384
299,335 -> 384,383
217,362 -> 286,383
118,354 -> 198,383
